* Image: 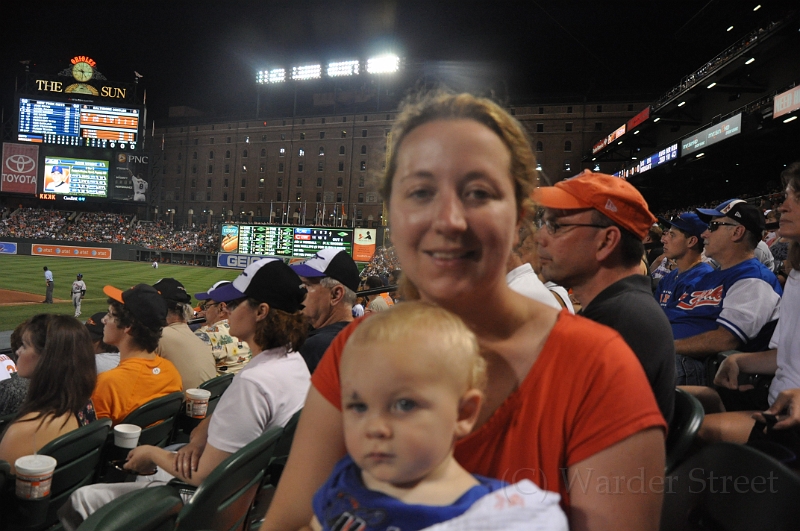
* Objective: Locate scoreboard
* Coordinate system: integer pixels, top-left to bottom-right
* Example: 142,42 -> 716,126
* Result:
18,97 -> 141,150
220,224 -> 353,258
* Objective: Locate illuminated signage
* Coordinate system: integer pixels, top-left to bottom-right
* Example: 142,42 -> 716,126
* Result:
2,143 -> 38,195
627,107 -> 651,130
592,138 -> 608,154
607,124 -> 626,144
681,114 -> 742,157
43,156 -> 109,198
774,86 -> 800,119
221,224 -> 354,258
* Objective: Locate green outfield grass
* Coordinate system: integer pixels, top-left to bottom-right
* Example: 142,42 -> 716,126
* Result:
0,255 -> 239,331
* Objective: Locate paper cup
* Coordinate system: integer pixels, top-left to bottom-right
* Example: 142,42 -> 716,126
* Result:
185,388 -> 212,419
15,455 -> 57,499
114,423 -> 142,449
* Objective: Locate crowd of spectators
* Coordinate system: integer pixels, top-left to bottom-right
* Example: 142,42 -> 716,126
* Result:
126,221 -> 219,253
0,208 -> 67,239
59,212 -> 132,243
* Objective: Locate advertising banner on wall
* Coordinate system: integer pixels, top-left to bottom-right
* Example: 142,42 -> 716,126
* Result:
31,244 -> 111,259
0,242 -> 18,255
1,143 -> 39,195
111,151 -> 150,201
353,229 -> 377,261
217,253 -> 284,269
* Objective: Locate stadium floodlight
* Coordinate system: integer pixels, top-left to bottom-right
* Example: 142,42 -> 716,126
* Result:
678,101 -> 686,107
727,26 -> 734,32
707,82 -> 717,89
753,4 -> 761,11
784,116 -> 798,124
292,64 -> 321,81
654,117 -> 661,122
328,60 -> 360,77
367,54 -> 400,74
256,70 -> 268,84
745,57 -> 755,65
696,152 -> 705,158
268,69 -> 286,83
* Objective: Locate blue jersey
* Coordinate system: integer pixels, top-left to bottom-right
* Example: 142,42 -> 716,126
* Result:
313,455 -> 507,531
665,258 -> 782,349
656,262 -> 715,310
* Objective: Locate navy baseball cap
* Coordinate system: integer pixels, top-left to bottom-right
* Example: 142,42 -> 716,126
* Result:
153,278 -> 192,304
103,284 -> 168,330
195,281 -> 232,301
208,258 -> 306,313
658,212 -> 708,238
696,199 -> 765,235
290,248 -> 360,292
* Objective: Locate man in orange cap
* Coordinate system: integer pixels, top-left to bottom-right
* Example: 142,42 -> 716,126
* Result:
534,170 -> 675,422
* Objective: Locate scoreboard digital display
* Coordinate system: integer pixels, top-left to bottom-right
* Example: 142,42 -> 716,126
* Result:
43,156 -> 109,198
18,98 -> 141,150
681,114 -> 742,157
220,224 -> 353,258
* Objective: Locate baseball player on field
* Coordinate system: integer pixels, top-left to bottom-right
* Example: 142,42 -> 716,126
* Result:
72,274 -> 87,317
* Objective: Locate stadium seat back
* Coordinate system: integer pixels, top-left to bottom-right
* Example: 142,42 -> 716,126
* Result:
666,388 -> 704,473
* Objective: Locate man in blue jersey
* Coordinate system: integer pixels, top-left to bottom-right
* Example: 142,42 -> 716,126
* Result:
671,199 -> 782,385
655,212 -> 714,316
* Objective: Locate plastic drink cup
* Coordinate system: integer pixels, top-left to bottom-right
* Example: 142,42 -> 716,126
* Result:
15,455 -> 57,499
114,424 -> 142,448
185,388 -> 212,419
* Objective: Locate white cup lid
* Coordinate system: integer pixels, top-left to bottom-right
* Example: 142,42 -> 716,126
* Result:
15,455 -> 57,475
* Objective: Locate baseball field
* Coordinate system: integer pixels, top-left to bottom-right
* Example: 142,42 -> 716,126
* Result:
0,255 -> 240,332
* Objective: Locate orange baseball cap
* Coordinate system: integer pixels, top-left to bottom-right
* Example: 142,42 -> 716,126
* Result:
532,170 -> 657,239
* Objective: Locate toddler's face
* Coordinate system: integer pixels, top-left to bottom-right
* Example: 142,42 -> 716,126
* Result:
341,340 -> 468,488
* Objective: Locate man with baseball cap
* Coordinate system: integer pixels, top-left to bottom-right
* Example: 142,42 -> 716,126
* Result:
194,281 -> 253,375
289,248 -> 360,372
534,170 -> 675,421
92,284 -> 182,424
153,278 -> 216,389
668,199 -> 782,386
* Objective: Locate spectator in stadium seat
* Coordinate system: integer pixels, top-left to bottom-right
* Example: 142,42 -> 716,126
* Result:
534,170 -> 675,422
363,275 -> 392,313
84,311 -> 120,374
506,224 -> 562,309
671,199 -> 782,386
290,248 -> 359,373
92,284 -> 182,425
0,321 -> 31,417
690,164 -> 800,446
153,278 -> 216,389
194,281 -> 253,375
262,92 -> 665,531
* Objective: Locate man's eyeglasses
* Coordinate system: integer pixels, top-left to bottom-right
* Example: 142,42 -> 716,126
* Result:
708,221 -> 740,232
537,218 -> 608,236
199,301 -> 221,311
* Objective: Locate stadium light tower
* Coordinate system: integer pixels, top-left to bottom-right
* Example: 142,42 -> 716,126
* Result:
367,54 -> 400,74
327,60 -> 359,77
292,64 -> 322,81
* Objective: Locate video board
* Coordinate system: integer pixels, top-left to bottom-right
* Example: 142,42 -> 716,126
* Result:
42,156 -> 109,198
681,114 -> 742,157
220,224 -> 353,258
18,98 -> 141,150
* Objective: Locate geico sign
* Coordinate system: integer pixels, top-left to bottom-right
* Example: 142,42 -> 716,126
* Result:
2,174 -> 37,183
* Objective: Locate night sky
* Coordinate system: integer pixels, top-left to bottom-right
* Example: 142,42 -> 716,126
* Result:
0,1 -> 787,120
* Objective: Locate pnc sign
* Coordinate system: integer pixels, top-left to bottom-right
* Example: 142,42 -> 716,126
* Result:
2,143 -> 38,195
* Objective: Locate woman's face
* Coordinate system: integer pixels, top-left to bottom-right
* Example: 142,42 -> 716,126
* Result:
15,331 -> 40,379
227,299 -> 260,348
388,119 -> 519,305
779,185 -> 800,242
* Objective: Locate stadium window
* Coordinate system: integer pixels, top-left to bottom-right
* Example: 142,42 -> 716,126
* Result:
225,150 -> 231,159
277,191 -> 282,202
259,178 -> 265,187
241,178 -> 246,187
260,148 -> 266,157
336,192 -> 342,202
192,152 -> 197,159
296,192 -> 302,201
319,147 -> 325,156
177,165 -> 182,173
210,138 -> 214,144
240,192 -> 245,201
277,177 -> 283,187
628,104 -> 634,111
298,163 -> 304,172
209,151 -> 214,159
595,122 -> 603,131
342,116 -> 347,122
386,114 -> 391,120
538,107 -> 544,114
567,106 -> 573,113
358,193 -> 364,203
359,161 -> 366,171
242,165 -> 247,173
192,165 -> 197,174
316,192 -> 322,202
226,137 -> 231,143
207,179 -> 212,187
193,138 -> 198,145
361,129 -> 367,137
298,149 -> 305,157
223,192 -> 228,201
338,162 -> 344,172
341,131 -> 347,138
178,153 -> 182,160
337,177 -> 343,187
358,176 -> 365,188
536,141 -> 543,152
319,132 -> 325,139
564,160 -> 571,172
339,146 -> 345,155
565,122 -> 573,132
259,163 -> 265,173
175,192 -> 179,201
361,145 -> 367,155
279,148 -> 285,156
278,163 -> 284,172
258,191 -> 264,201
225,164 -> 230,174
301,119 -> 305,125
357,209 -> 362,219
206,192 -> 211,201
281,134 -> 286,140
224,178 -> 229,187
242,149 -> 248,158
282,120 -> 286,126
536,123 -> 544,133
245,136 -> 250,143
191,179 -> 196,188
297,177 -> 303,187
364,116 -> 368,122
261,135 -> 267,141
207,165 -> 213,174
564,141 -> 572,152
318,162 -> 324,171
596,105 -> 603,113
316,177 -> 323,187
322,118 -> 326,124
300,133 -> 306,140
